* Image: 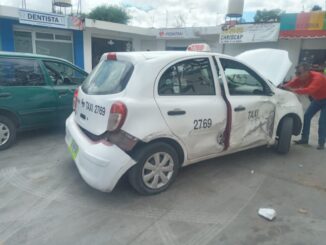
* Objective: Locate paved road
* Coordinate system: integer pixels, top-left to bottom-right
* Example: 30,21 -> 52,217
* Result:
0,119 -> 325,245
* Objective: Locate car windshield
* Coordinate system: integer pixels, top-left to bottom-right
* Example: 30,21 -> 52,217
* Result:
82,59 -> 134,95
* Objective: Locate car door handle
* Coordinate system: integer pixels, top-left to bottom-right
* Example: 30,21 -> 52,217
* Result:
0,93 -> 11,98
167,110 -> 186,116
234,106 -> 246,112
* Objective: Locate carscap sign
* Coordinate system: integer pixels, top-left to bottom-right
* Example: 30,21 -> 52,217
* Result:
220,23 -> 280,44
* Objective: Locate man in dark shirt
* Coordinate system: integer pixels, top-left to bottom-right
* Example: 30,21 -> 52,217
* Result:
284,63 -> 326,150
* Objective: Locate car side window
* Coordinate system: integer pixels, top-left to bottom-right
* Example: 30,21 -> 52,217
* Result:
220,58 -> 268,96
43,61 -> 86,86
158,58 -> 215,95
0,57 -> 45,86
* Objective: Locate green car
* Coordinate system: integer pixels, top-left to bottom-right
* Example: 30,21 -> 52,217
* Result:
0,52 -> 88,150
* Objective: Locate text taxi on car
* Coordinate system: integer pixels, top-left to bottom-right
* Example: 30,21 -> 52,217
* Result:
65,44 -> 303,195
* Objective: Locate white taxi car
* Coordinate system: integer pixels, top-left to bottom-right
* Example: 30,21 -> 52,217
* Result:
65,48 -> 303,195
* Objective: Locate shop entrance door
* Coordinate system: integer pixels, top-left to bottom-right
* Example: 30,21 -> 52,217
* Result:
91,37 -> 132,68
299,49 -> 326,73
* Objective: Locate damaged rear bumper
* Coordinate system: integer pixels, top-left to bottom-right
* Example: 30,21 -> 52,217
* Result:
65,113 -> 136,192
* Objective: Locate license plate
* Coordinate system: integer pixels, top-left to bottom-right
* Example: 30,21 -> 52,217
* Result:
68,139 -> 79,160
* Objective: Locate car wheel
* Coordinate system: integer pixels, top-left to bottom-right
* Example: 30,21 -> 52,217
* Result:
276,117 -> 293,154
128,142 -> 180,195
0,115 -> 16,150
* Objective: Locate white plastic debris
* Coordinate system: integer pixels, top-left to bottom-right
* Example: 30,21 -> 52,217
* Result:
298,208 -> 308,214
258,208 -> 276,221
251,170 -> 255,174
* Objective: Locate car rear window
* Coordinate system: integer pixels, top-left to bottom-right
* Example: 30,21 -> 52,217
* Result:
0,57 -> 45,86
82,60 -> 134,95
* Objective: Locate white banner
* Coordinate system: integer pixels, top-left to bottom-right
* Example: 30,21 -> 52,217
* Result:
157,28 -> 200,39
219,23 -> 280,44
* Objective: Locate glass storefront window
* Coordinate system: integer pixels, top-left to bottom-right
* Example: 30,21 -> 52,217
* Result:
36,32 -> 54,40
36,40 -> 73,62
55,34 -> 71,41
13,29 -> 73,63
14,31 -> 33,53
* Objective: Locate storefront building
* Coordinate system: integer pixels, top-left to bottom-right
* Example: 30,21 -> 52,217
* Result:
82,21 -> 221,72
0,5 -> 224,73
1,5 -> 325,77
217,12 -> 326,78
280,11 -> 326,73
0,6 -> 84,69
82,18 -> 157,72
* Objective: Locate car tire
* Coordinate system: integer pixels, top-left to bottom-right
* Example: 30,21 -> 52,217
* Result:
128,142 -> 180,195
0,115 -> 16,150
276,117 -> 293,154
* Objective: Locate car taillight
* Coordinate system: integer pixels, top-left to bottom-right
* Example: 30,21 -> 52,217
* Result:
73,88 -> 79,111
107,102 -> 127,132
107,52 -> 117,60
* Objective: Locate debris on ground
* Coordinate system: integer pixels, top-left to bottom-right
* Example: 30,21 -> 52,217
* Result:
251,170 -> 255,174
299,164 -> 303,168
298,208 -> 308,214
258,208 -> 276,221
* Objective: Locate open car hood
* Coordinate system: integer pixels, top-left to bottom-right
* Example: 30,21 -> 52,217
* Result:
236,49 -> 292,86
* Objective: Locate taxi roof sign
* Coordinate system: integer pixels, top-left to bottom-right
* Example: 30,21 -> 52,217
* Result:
187,43 -> 211,52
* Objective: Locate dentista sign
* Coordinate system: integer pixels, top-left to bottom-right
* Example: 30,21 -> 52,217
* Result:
19,9 -> 67,28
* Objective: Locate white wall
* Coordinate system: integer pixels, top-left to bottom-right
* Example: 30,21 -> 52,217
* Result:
141,40 -> 158,51
83,31 -> 92,73
85,18 -> 155,37
0,5 -> 19,18
279,39 -> 302,78
141,37 -> 220,52
157,40 -> 166,50
132,37 -> 141,51
166,39 -> 198,49
140,39 -> 169,51
223,42 -> 279,56
302,39 -> 326,49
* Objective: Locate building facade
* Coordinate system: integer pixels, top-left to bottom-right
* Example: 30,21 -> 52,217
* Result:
1,5 -> 326,77
0,6 -> 84,69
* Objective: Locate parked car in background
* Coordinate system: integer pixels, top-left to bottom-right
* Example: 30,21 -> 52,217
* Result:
66,48 -> 303,195
0,52 -> 88,150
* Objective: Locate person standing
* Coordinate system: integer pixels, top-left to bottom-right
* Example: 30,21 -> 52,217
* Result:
283,63 -> 326,150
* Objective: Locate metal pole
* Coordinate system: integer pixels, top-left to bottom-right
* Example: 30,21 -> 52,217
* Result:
21,0 -> 26,9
